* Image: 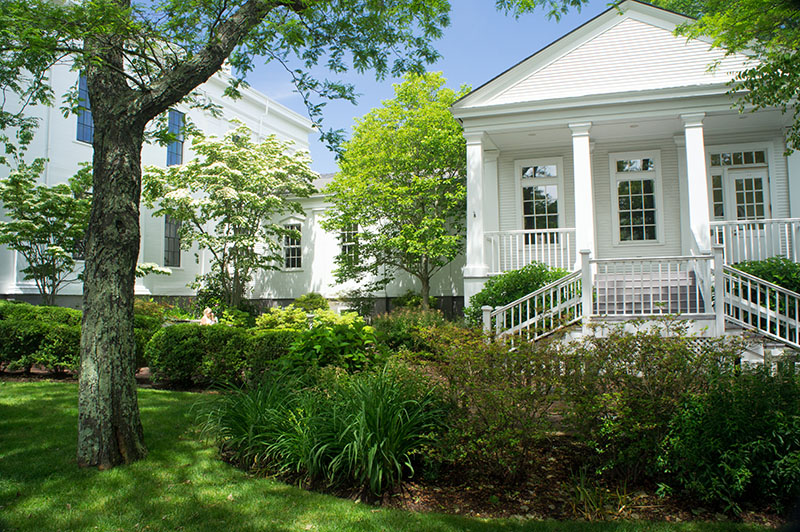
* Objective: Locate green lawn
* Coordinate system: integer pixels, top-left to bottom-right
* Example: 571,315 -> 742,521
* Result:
0,381 -> 771,532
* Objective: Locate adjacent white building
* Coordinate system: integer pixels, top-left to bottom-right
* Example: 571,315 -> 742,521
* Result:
0,64 -> 464,311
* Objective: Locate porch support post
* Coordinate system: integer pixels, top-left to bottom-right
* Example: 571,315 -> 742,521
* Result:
570,122 -> 595,269
713,244 -> 725,335
580,249 -> 593,335
682,113 -> 711,254
788,148 -> 800,218
464,132 -> 490,303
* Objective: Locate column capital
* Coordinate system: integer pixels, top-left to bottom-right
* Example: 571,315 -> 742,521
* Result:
569,122 -> 592,136
681,113 -> 705,128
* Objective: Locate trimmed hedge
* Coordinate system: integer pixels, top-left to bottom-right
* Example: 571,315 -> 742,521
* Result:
145,324 -> 297,387
0,300 -> 162,373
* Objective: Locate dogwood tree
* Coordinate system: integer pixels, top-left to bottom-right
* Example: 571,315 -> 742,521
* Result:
143,125 -> 315,308
322,73 -> 468,310
0,161 -> 92,305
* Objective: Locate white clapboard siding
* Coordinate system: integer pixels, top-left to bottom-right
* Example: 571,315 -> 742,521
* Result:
491,17 -> 751,106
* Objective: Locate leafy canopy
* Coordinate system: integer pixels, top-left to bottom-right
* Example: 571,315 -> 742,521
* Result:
651,0 -> 800,151
143,124 -> 315,308
0,162 -> 92,305
322,72 -> 469,309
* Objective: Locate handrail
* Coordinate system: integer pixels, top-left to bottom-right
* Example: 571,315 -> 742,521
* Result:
492,270 -> 581,315
724,265 -> 800,300
484,228 -> 577,236
710,217 -> 800,226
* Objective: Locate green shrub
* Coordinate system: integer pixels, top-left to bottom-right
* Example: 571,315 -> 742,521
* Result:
284,318 -> 379,372
419,325 -> 561,481
145,324 -> 207,386
200,326 -> 250,385
198,363 -> 446,498
244,329 -> 298,382
658,359 -> 800,514
133,314 -> 162,369
373,308 -> 448,353
133,298 -> 172,319
392,290 -> 438,310
255,306 -> 308,330
292,292 -> 329,312
0,299 -> 81,326
561,321 -> 744,482
734,257 -> 800,294
0,318 -> 80,373
464,262 -> 569,325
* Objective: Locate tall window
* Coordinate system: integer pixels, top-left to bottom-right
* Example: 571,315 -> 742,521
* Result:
340,223 -> 359,260
284,223 -> 302,269
611,152 -> 660,243
167,109 -> 184,166
708,148 -> 769,221
164,214 -> 181,267
76,75 -> 94,143
517,158 -> 562,244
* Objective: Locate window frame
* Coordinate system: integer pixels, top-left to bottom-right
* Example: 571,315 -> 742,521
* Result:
705,143 -> 772,222
283,222 -> 303,270
164,214 -> 182,268
166,109 -> 184,167
514,157 -> 565,234
339,223 -> 359,261
609,150 -> 665,246
76,74 -> 94,144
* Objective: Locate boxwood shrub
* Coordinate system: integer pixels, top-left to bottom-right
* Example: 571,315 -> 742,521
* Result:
145,324 -> 299,387
734,256 -> 800,294
0,300 -> 162,373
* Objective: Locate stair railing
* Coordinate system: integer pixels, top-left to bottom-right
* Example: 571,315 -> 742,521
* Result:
482,270 -> 582,340
721,264 -> 800,350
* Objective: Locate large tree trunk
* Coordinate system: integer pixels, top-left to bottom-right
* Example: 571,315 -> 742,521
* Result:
77,118 -> 147,468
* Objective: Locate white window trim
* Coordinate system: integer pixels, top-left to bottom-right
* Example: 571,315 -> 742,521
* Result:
609,149 -> 665,247
282,219 -> 304,272
705,142 -> 773,221
514,157 -> 565,232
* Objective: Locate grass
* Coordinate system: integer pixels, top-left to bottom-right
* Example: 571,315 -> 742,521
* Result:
0,380 -> 773,532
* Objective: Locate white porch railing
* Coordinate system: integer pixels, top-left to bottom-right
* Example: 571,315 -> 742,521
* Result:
590,255 -> 713,317
721,265 -> 800,350
483,270 -> 582,340
485,228 -> 576,274
710,218 -> 800,264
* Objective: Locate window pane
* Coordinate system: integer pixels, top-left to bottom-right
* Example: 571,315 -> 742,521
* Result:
521,166 -> 535,179
284,223 -> 302,269
743,151 -> 754,164
733,152 -> 744,165
534,165 -> 557,178
755,150 -> 766,164
167,110 -> 184,166
164,214 -> 181,267
710,154 -> 721,166
77,75 -> 94,143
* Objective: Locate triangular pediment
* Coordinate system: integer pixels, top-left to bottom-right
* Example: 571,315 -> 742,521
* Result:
454,1 -> 754,110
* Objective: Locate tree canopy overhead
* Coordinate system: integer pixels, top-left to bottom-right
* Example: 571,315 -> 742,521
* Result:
322,72 -> 469,309
651,0 -> 800,151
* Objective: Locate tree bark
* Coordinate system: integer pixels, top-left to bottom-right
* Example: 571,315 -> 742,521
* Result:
77,115 -> 147,468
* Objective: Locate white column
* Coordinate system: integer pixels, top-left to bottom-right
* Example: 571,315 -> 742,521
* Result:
682,113 -> 711,253
674,135 -> 692,255
483,149 -> 500,233
464,132 -> 489,303
788,148 -> 800,218
570,122 -> 595,268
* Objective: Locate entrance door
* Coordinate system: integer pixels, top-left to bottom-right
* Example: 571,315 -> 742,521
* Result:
714,166 -> 771,261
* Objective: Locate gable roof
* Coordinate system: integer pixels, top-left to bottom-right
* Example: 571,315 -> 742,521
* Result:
452,0 -> 753,112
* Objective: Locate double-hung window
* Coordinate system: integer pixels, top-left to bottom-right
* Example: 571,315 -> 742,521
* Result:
164,214 -> 181,267
340,223 -> 359,261
516,158 -> 562,244
610,151 -> 661,244
76,75 -> 94,144
167,109 -> 184,166
284,223 -> 302,269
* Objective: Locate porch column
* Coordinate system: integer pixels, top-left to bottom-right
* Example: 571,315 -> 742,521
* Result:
464,132 -> 489,303
788,148 -> 800,218
570,122 -> 595,268
682,113 -> 711,253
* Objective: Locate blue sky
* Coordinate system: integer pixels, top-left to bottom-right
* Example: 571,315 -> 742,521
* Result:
247,0 -> 611,175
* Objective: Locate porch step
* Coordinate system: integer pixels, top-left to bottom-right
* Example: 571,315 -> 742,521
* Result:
593,271 -> 707,315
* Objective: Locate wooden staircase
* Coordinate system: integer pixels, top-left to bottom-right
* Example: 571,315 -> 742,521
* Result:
593,269 -> 706,316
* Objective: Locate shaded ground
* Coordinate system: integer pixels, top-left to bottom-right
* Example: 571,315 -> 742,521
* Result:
1,374 -> 787,531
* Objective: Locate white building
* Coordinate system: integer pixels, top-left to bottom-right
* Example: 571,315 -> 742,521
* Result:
452,0 -> 800,348
0,64 -> 464,312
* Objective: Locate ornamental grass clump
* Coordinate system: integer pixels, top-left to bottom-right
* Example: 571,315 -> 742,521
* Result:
198,364 -> 446,499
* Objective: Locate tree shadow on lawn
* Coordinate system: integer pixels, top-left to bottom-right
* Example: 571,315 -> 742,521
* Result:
0,383 -> 771,532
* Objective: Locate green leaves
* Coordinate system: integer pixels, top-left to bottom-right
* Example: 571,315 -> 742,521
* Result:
322,72 -> 469,308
